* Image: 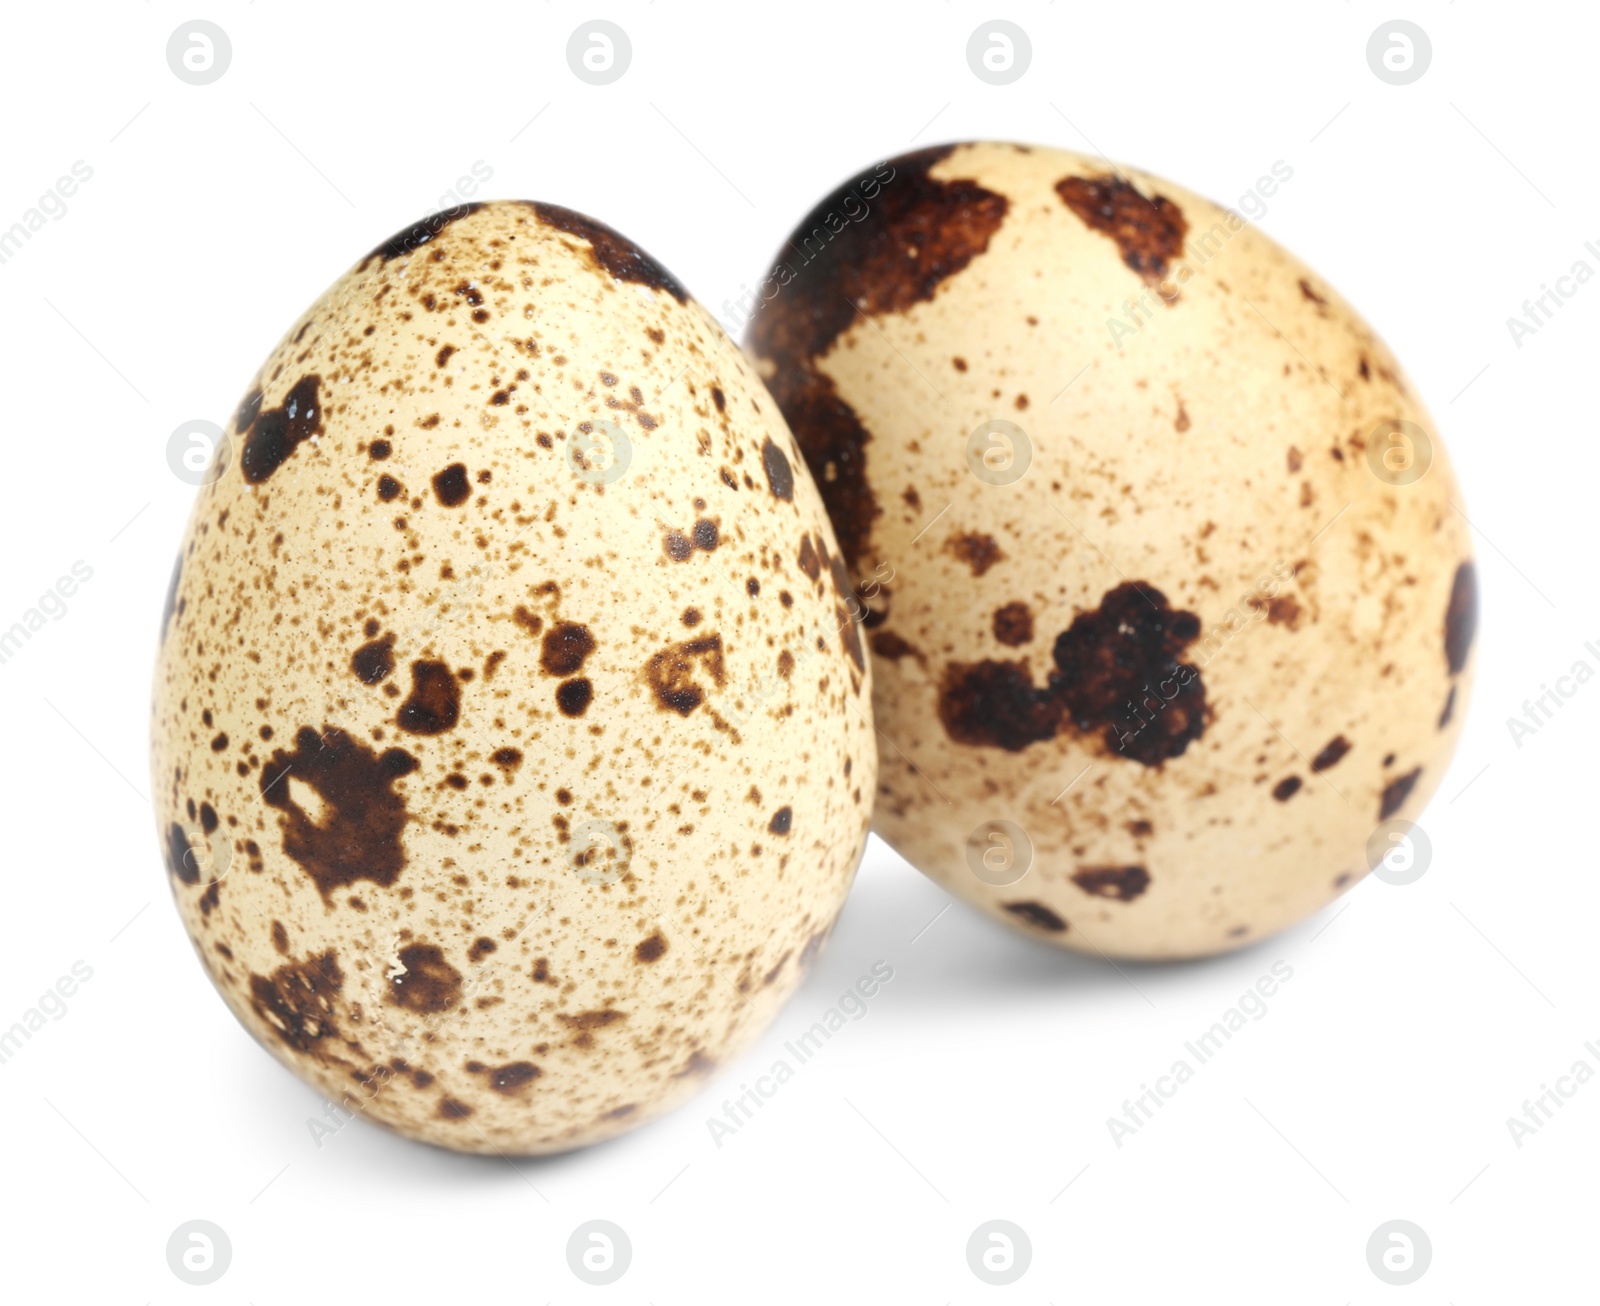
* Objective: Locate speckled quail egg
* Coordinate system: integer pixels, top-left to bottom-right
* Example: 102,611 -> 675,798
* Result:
150,200 -> 876,1153
746,142 -> 1475,960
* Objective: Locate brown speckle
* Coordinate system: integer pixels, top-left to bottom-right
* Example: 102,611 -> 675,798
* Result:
1273,776 -> 1302,802
946,531 -> 1003,577
1380,767 -> 1422,820
634,933 -> 667,963
1310,736 -> 1351,773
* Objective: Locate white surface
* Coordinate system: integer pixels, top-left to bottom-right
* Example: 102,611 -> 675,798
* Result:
0,1 -> 1594,1301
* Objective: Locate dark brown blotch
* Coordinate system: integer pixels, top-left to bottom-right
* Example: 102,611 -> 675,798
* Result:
1004,901 -> 1068,932
1056,174 -> 1187,285
1380,767 -> 1423,820
946,531 -> 1003,577
259,726 -> 417,898
529,202 -> 689,302
645,634 -> 725,716
556,677 -> 593,717
249,951 -> 343,1054
351,633 -> 396,685
746,146 -> 1008,568
1072,865 -> 1151,902
432,463 -> 471,507
388,943 -> 463,1014
768,806 -> 792,835
362,204 -> 484,266
540,622 -> 595,676
1444,561 -> 1478,674
396,660 -> 461,735
1310,736 -> 1351,773
993,601 -> 1034,646
239,375 -> 323,484
635,933 -> 667,963
761,437 -> 795,502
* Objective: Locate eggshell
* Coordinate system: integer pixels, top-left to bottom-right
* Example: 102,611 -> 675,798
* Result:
151,201 -> 875,1152
748,143 -> 1475,960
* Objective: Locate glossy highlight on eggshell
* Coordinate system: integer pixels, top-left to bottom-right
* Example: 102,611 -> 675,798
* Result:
150,201 -> 876,1153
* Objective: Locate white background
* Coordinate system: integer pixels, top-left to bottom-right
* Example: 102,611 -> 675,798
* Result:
1,2 -> 1595,1301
